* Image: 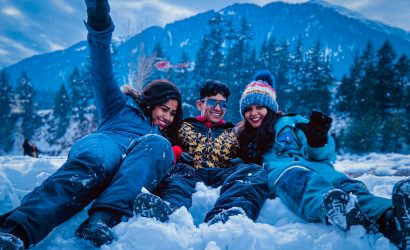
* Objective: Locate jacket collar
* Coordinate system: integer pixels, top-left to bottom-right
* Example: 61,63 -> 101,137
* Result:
184,116 -> 234,129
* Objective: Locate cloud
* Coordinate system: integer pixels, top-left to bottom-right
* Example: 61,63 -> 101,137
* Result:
0,47 -> 8,56
2,6 -> 22,17
51,0 -> 75,14
0,35 -> 38,57
112,0 -> 196,26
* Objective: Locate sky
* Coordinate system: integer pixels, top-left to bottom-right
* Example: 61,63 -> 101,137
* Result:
0,0 -> 409,68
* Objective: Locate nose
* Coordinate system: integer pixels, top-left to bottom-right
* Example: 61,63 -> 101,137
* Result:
213,103 -> 222,111
163,112 -> 170,122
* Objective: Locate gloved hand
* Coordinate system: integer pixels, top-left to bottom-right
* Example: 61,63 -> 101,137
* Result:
180,152 -> 194,164
168,163 -> 195,178
85,0 -> 111,31
305,110 -> 332,147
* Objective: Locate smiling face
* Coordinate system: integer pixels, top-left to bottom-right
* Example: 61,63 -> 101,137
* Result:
244,105 -> 268,128
151,99 -> 178,130
196,93 -> 227,124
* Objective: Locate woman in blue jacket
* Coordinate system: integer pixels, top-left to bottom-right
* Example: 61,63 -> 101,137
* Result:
236,71 -> 410,250
0,0 -> 183,248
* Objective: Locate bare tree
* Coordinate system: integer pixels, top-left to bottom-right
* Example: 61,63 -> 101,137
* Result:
129,43 -> 154,90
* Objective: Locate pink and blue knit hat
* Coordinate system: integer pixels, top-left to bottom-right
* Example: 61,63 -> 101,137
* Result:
239,71 -> 278,116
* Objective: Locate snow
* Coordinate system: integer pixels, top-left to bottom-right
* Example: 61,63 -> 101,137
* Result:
0,153 -> 408,250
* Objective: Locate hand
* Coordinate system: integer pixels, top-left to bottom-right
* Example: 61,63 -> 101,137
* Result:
305,111 -> 332,147
85,0 -> 110,31
168,163 -> 195,178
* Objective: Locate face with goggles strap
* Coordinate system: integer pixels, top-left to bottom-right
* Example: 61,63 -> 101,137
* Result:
196,94 -> 227,124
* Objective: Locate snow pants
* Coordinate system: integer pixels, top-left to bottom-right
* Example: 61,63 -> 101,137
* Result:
155,162 -> 269,222
0,133 -> 173,247
273,163 -> 392,223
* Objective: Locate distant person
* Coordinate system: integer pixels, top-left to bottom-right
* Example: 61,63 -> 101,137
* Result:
0,0 -> 183,249
22,139 -> 37,158
236,70 -> 410,250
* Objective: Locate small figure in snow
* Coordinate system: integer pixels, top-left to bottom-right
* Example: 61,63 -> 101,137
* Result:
22,139 -> 38,158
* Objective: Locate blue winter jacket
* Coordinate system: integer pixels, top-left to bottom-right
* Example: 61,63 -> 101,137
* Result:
86,21 -> 160,139
263,115 -> 336,194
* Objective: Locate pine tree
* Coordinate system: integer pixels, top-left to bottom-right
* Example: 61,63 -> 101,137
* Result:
375,41 -> 399,151
69,67 -> 89,122
52,84 -> 70,140
397,55 -> 410,146
300,40 -> 332,115
341,109 -> 381,153
171,51 -> 197,117
257,35 -> 276,74
352,41 -> 377,119
288,36 -> 305,113
376,41 -> 398,113
390,54 -> 410,151
223,17 -> 253,122
195,13 -> 225,83
335,52 -> 361,116
0,69 -> 15,152
275,40 -> 293,112
15,72 -> 37,139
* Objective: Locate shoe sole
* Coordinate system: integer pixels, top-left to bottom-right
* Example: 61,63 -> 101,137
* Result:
323,189 -> 350,231
134,193 -> 173,222
0,232 -> 24,250
323,189 -> 378,233
392,179 -> 410,250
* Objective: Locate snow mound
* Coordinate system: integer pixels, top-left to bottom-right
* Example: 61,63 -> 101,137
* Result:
0,154 -> 407,250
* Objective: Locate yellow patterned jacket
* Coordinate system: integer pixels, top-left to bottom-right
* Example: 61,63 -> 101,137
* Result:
177,117 -> 240,169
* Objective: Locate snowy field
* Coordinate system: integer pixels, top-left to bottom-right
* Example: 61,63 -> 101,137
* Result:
0,153 -> 409,250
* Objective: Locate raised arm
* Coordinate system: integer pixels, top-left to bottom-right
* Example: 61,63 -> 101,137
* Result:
84,0 -> 126,120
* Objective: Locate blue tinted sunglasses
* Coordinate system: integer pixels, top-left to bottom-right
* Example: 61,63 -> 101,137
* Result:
201,99 -> 228,110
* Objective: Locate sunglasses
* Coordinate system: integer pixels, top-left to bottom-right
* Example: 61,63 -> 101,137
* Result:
201,99 -> 228,110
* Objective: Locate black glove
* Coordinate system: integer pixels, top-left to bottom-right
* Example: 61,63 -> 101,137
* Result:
85,0 -> 111,31
168,163 -> 195,178
305,110 -> 332,147
180,152 -> 194,164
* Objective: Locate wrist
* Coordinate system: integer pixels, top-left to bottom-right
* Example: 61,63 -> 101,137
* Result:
87,15 -> 111,31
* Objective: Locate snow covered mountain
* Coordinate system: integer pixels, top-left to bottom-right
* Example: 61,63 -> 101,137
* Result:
0,153 -> 409,249
4,1 -> 410,92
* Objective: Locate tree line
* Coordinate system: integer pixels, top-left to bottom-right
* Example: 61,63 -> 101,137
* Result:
1,13 -> 409,154
0,66 -> 96,154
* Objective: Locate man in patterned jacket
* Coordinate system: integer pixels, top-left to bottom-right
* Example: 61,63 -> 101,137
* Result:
134,80 -> 269,224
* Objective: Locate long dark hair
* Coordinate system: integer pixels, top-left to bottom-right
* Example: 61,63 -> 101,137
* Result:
236,109 -> 283,164
122,79 -> 183,144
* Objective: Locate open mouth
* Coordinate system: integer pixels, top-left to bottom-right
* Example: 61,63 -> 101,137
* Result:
210,111 -> 222,117
156,119 -> 169,128
250,117 -> 262,123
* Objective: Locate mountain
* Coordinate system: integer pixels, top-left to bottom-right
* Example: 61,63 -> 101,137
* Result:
5,1 -> 410,93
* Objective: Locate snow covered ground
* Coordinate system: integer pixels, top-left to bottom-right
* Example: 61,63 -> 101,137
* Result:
0,153 -> 409,250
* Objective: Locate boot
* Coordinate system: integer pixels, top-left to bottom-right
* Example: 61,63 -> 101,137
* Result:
0,232 -> 24,250
323,189 -> 378,233
207,207 -> 245,225
76,209 -> 122,247
134,193 -> 174,222
391,178 -> 410,250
